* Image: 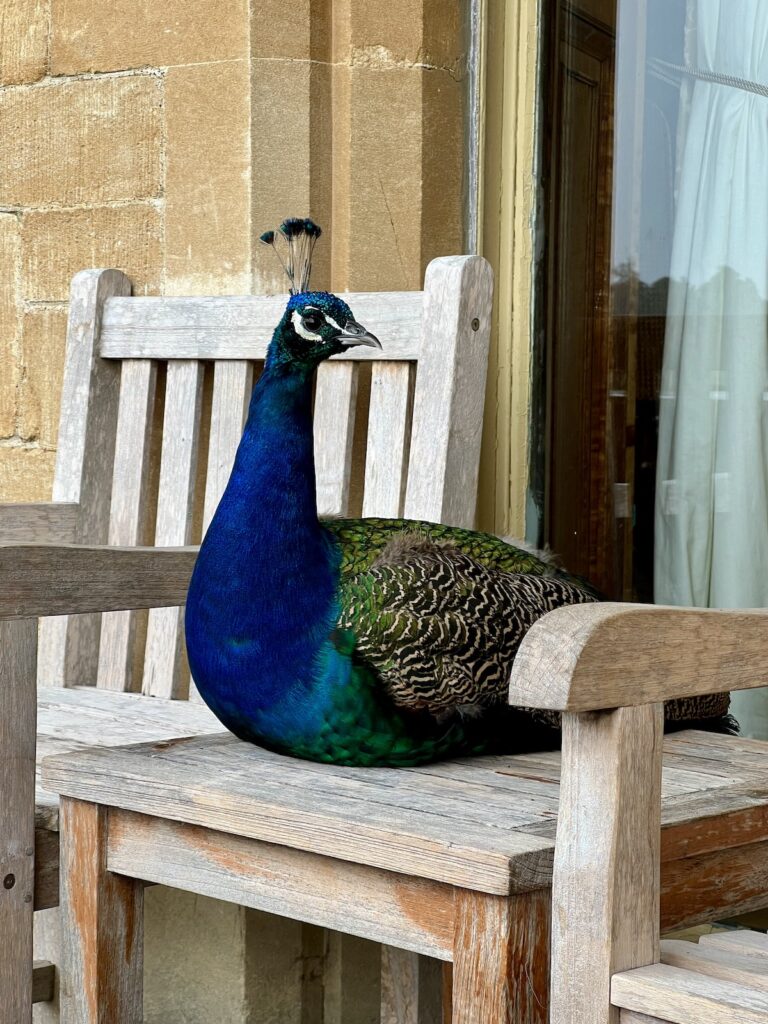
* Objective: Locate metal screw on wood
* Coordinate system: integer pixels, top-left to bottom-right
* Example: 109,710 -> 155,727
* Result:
3,873 -> 15,889
471,317 -> 480,331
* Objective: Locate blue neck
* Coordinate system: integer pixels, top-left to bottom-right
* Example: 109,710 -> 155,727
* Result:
186,359 -> 340,718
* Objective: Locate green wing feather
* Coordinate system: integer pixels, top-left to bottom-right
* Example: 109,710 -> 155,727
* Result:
335,533 -> 597,718
323,516 -> 595,589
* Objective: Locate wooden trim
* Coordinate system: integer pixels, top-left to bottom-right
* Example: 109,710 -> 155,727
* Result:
99,292 -> 424,361
0,544 -> 196,619
509,602 -> 768,711
107,810 -> 455,960
477,0 -> 540,535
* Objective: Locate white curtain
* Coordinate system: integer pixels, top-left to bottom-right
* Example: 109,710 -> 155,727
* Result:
654,0 -> 768,734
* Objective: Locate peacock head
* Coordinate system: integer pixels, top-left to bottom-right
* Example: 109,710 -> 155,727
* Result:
261,218 -> 381,372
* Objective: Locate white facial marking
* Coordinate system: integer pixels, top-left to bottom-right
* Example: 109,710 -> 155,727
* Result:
323,313 -> 343,332
291,309 -> 322,342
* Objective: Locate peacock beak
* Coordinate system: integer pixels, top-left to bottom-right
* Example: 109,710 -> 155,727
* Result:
338,320 -> 382,349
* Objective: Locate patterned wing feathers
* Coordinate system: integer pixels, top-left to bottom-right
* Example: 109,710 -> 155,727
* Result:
337,534 -> 597,717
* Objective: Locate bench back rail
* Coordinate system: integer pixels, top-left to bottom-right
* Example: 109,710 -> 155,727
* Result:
23,257 -> 492,695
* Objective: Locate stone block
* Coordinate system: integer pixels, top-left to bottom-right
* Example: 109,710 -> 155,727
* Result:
339,0 -> 464,67
251,0 -> 330,61
0,215 -> 20,437
421,68 -> 465,264
0,445 -> 56,501
164,61 -> 251,295
250,58 -> 332,292
50,0 -> 248,74
18,308 -> 68,447
0,0 -> 49,85
22,204 -> 162,302
0,76 -> 162,208
343,67 -> 424,291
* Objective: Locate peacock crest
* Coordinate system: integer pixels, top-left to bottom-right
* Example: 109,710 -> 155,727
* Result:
260,217 -> 322,295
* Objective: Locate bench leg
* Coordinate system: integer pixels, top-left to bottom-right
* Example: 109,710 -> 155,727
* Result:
59,799 -> 143,1024
451,889 -> 550,1024
381,946 -> 443,1024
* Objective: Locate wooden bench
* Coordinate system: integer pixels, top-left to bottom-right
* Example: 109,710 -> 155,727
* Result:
6,259 -> 768,1023
30,570 -> 768,1023
1,256 -> 493,1021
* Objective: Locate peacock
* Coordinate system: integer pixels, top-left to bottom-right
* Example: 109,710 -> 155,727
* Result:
184,218 -> 733,767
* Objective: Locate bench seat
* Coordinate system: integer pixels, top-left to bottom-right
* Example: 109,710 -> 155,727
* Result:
34,686 -> 224,911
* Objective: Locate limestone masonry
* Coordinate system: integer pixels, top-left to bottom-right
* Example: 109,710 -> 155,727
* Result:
0,0 -> 466,502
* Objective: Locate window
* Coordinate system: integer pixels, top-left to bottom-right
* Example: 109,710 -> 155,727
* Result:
543,0 -> 768,732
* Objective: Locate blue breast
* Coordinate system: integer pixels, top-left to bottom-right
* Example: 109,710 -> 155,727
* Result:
185,363 -> 344,748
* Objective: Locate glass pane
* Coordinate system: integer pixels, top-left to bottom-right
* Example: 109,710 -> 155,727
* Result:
544,0 -> 768,733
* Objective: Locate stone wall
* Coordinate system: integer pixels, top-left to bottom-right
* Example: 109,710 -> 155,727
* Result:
0,0 -> 467,502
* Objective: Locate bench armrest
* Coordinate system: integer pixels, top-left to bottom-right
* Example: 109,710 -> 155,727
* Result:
0,543 -> 198,619
508,602 -> 768,712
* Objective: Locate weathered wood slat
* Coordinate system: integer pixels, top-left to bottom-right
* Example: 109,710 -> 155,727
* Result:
143,360 -> 204,698
107,811 -> 455,960
314,361 -> 359,516
380,946 -> 442,1024
404,255 -> 493,527
510,602 -> 768,713
0,618 -> 38,1022
98,359 -> 157,692
0,545 -> 196,619
611,963 -> 768,1024
700,930 -> 768,959
99,292 -> 423,360
59,799 -> 143,1024
661,938 -> 768,992
0,503 -> 78,543
362,362 -> 413,518
38,269 -> 131,687
203,360 -> 253,532
550,705 -> 663,1024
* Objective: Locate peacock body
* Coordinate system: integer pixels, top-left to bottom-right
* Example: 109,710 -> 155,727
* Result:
184,220 -> 590,766
185,219 -> 731,768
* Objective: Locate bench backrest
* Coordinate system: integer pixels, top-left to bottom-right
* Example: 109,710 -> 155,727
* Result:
17,256 -> 493,697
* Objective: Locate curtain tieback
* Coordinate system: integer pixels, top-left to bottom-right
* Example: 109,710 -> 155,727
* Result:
650,57 -> 768,99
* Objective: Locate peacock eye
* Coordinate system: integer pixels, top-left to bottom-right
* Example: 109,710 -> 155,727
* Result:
302,311 -> 324,333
